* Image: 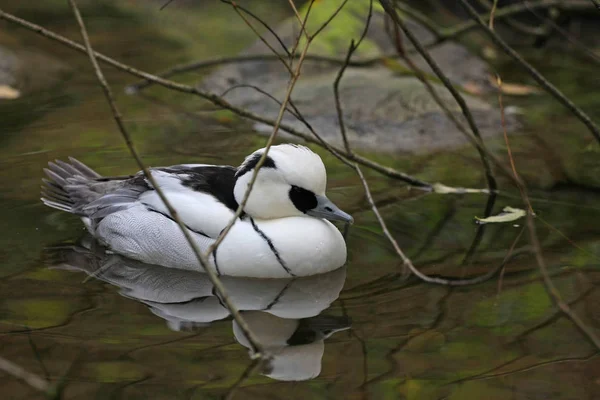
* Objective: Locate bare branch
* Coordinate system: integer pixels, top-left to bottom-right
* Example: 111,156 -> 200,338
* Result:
125,54 -> 388,93
393,2 -> 442,35
66,0 -> 265,357
526,204 -> 600,349
334,2 -> 503,286
312,0 -> 350,39
206,0 -> 316,263
432,0 -> 592,46
220,0 -> 293,75
380,0 -> 498,195
0,355 -> 51,393
523,0 -> 600,65
489,0 -> 500,29
472,0 -> 550,36
287,0 -> 313,62
160,0 -> 176,10
333,0 -> 372,154
457,0 -> 600,144
494,73 -> 600,350
220,0 -> 291,58
0,9 -> 430,188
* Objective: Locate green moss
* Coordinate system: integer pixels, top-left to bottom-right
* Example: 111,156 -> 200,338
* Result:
297,0 -> 383,57
448,381 -> 514,400
404,330 -> 446,352
19,268 -> 70,282
87,361 -> 146,383
0,298 -> 80,329
399,379 -> 447,400
371,378 -> 405,400
469,283 -> 552,329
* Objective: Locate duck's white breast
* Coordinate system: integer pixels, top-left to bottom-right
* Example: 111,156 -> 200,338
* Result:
94,206 -> 347,278
216,216 -> 347,277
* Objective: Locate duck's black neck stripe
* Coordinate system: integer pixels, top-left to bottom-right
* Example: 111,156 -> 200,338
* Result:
249,217 -> 295,277
146,207 -> 209,238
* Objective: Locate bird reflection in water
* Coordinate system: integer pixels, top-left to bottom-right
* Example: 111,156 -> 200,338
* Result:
49,237 -> 350,381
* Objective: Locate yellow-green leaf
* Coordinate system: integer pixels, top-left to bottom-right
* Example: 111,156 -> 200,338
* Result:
475,206 -> 526,224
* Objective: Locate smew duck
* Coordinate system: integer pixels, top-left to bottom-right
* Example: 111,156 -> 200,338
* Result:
41,144 -> 352,278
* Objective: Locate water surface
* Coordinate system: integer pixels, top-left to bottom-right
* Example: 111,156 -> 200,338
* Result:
1,1 -> 600,399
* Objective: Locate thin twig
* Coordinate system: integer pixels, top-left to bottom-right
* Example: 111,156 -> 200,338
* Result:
381,0 -> 498,195
489,0 -> 500,29
389,0 -> 590,44
126,0 -> 595,87
160,0 -> 176,10
393,2 -> 442,35
495,71 -> 600,350
432,0 -> 592,46
312,0 -> 350,39
223,82 -> 358,173
333,0 -> 373,154
66,0 -> 265,357
473,0 -> 549,36
125,54 -> 387,93
457,0 -> 502,267
359,166 -> 505,286
496,224 -> 526,298
26,332 -> 50,381
0,355 -> 51,393
526,198 -> 600,349
460,192 -> 497,266
334,41 -> 355,154
286,0 -> 313,65
220,83 -> 354,169
221,0 -> 293,75
220,0 -> 291,58
524,0 -> 600,65
206,0 -> 316,260
0,9 -> 431,188
334,2 -> 502,286
457,0 -> 600,144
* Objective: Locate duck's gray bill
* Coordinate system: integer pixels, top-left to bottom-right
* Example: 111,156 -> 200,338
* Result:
307,195 -> 354,223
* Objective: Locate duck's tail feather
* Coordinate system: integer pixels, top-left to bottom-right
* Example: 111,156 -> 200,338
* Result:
41,157 -> 102,214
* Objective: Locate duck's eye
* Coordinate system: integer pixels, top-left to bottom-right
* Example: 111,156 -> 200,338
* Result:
289,185 -> 317,213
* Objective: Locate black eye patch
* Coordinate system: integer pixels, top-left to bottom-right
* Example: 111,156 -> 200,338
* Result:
289,185 -> 317,213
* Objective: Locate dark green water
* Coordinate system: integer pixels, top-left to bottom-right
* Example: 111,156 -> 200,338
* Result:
1,1 -> 600,399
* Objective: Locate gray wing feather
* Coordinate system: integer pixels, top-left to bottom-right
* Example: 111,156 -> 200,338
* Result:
55,159 -> 81,176
43,168 -> 68,187
41,158 -> 149,218
83,182 -> 149,219
68,156 -> 102,178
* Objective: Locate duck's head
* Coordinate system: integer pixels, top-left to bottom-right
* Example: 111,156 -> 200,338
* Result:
234,144 -> 353,222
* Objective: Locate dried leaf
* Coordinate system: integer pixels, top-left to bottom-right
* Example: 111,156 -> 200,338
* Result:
0,85 -> 20,99
432,183 -> 489,194
462,81 -> 485,96
488,76 -> 540,96
475,206 -> 526,224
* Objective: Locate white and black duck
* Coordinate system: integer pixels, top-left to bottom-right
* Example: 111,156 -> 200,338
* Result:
41,144 -> 352,278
